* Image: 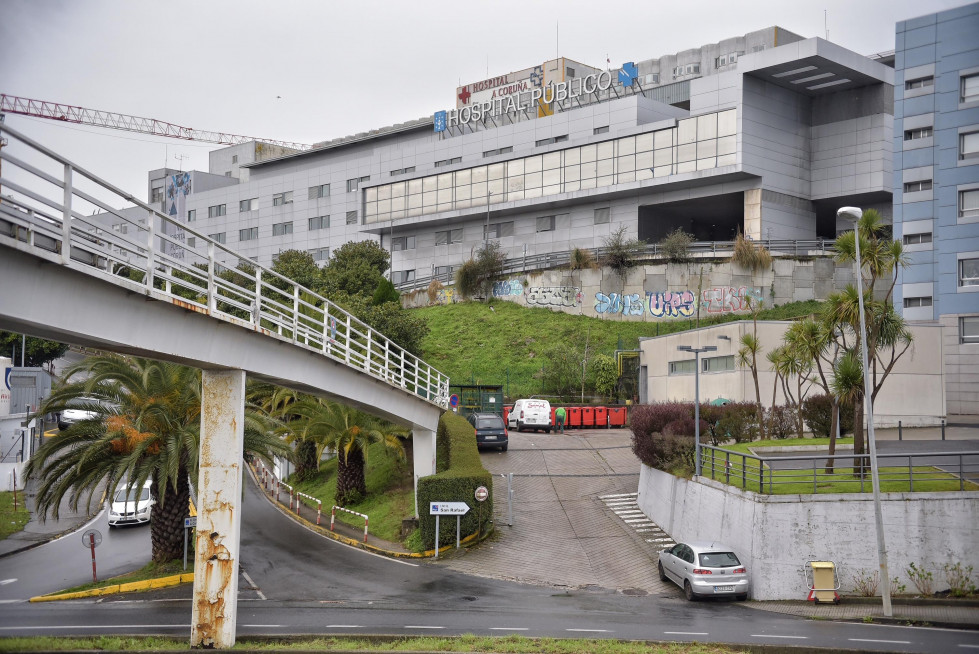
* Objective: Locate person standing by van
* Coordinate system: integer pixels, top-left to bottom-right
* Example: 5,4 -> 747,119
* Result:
555,406 -> 567,434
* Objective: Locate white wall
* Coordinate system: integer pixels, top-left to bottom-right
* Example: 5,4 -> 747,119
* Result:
637,465 -> 979,600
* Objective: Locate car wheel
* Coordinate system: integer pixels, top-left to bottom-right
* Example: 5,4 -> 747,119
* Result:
736,594 -> 748,601
545,428 -> 551,433
684,580 -> 697,601
658,562 -> 668,582
517,422 -> 524,433
501,443 -> 508,452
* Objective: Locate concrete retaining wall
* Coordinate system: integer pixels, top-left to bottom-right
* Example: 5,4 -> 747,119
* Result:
637,464 -> 979,600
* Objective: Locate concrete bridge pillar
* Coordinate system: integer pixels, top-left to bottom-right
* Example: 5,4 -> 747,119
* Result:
191,370 -> 246,649
412,427 -> 437,518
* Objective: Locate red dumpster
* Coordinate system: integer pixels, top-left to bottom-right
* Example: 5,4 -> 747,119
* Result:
567,406 -> 583,429
550,406 -> 557,428
503,406 -> 511,426
581,406 -> 595,427
594,406 -> 609,428
608,407 -> 627,427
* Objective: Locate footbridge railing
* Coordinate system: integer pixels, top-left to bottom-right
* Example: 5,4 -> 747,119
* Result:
0,123 -> 449,408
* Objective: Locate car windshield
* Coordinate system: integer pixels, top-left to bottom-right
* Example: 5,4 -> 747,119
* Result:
699,551 -> 740,567
476,416 -> 504,429
114,487 -> 150,503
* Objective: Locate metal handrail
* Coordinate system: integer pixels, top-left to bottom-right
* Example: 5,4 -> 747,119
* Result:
699,444 -> 979,494
0,122 -> 449,409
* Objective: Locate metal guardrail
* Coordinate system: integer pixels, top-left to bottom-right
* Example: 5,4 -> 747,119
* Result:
700,445 -> 979,494
0,123 -> 449,409
397,238 -> 835,292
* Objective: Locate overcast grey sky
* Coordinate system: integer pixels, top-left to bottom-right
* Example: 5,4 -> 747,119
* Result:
0,0 -> 969,201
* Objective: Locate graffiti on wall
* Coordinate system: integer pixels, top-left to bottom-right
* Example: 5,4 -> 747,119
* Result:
492,279 -> 523,297
701,286 -> 763,314
595,292 -> 645,315
527,286 -> 582,307
431,288 -> 457,305
647,290 -> 696,318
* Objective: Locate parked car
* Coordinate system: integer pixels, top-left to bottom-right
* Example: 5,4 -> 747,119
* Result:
108,480 -> 154,527
467,412 -> 509,451
57,397 -> 102,431
507,399 -> 551,433
658,541 -> 749,601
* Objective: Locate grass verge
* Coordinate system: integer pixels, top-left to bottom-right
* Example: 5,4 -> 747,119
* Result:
54,560 -> 187,595
0,491 -> 31,540
0,634 -> 750,652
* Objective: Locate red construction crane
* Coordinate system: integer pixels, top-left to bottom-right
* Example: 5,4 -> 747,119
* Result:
0,93 -> 313,151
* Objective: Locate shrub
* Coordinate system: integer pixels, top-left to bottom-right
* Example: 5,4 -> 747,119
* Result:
906,562 -> 934,596
716,401 -> 760,443
802,394 -> 853,437
944,563 -> 977,597
630,402 -> 692,437
454,241 -> 507,300
732,232 -> 773,272
569,247 -> 597,272
426,279 -> 444,305
851,569 -> 879,597
659,228 -> 694,263
767,405 -> 795,439
417,412 -> 493,549
602,226 -> 646,275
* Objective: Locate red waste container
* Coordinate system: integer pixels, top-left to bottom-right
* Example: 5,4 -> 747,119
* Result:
594,406 -> 609,428
581,406 -> 595,427
608,407 -> 627,427
503,406 -> 511,426
568,406 -> 583,429
550,406 -> 557,428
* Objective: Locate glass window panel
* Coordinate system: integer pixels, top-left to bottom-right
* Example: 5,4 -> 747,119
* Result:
636,133 -> 655,152
423,191 -> 437,207
678,118 -> 697,144
581,161 -> 597,179
653,148 -> 673,167
543,184 -> 561,196
391,182 -> 406,198
437,188 -> 452,204
438,173 -> 453,189
618,170 -> 636,183
526,171 -> 543,189
717,153 -> 737,167
677,143 -> 697,163
597,175 -> 613,187
455,168 -> 471,185
597,141 -> 614,160
565,180 -> 581,192
509,189 -> 525,201
697,156 -> 716,170
391,207 -> 406,220
597,158 -> 613,176
366,187 -> 378,202
456,184 -> 471,201
488,163 -> 505,180
507,159 -> 524,176
423,176 -> 438,192
717,135 -> 737,156
654,165 -> 672,177
378,198 -> 391,214
471,193 -> 487,207
580,177 -> 597,190
437,202 -> 453,212
565,147 -> 581,165
472,181 -> 488,199
377,185 -> 391,201
636,167 -> 653,181
717,109 -> 737,137
488,178 -> 505,195
507,175 -> 525,192
580,144 -> 597,163
565,165 -> 580,182
543,168 -> 560,186
618,136 -> 636,156
637,150 -> 654,169
366,202 -> 377,218
408,205 -> 423,217
391,196 -> 405,211
525,187 -> 542,199
654,129 -> 674,149
617,155 -> 635,172
697,139 -> 717,159
408,193 -> 423,209
456,199 -> 471,210
471,166 -> 488,183
697,113 -> 717,140
525,155 -> 542,173
543,152 -> 561,170
408,179 -> 423,195
676,160 -> 697,174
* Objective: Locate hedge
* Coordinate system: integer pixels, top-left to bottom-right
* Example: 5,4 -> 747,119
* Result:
417,412 -> 494,549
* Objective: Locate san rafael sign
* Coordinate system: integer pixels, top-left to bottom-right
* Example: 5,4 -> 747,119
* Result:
430,501 -> 471,559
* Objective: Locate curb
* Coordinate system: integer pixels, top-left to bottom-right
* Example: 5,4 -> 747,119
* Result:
30,573 -> 194,602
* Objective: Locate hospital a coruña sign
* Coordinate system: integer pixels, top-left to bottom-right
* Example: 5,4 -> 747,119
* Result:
434,69 -> 617,133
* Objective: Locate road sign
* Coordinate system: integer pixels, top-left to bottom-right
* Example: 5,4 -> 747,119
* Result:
430,501 -> 469,515
474,486 -> 489,502
449,394 -> 459,407
184,516 -> 197,528
81,529 -> 102,548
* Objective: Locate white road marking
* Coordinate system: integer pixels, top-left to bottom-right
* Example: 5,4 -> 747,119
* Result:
751,634 -> 808,639
567,628 -> 610,632
240,571 -> 266,601
326,625 -> 363,628
0,600 -> 24,604
958,645 -> 979,649
241,624 -> 281,628
405,625 -> 445,629
849,639 -> 911,645
0,579 -> 16,586
490,627 -> 529,631
664,631 -> 709,635
0,624 -> 185,630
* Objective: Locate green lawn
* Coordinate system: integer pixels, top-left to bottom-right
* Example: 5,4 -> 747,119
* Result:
0,491 -> 30,540
288,440 -> 415,544
700,438 -> 978,494
54,560 -> 187,595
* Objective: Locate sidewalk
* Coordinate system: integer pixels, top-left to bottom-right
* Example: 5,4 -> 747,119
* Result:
743,597 -> 979,629
0,475 -> 104,559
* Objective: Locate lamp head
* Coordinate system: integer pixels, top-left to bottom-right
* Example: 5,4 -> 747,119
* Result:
677,345 -> 692,352
837,206 -> 863,221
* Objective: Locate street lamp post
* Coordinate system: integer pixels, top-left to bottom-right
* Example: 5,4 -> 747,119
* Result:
677,344 -> 716,477
837,206 -> 892,618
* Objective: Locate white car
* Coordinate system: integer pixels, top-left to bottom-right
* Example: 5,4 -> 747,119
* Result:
508,398 -> 551,433
57,398 -> 101,430
108,481 -> 154,527
658,541 -> 750,601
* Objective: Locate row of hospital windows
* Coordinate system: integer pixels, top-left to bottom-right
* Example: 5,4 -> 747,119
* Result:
364,109 -> 737,223
903,187 -> 979,219
904,73 -> 979,104
668,355 -> 736,375
902,130 -> 979,160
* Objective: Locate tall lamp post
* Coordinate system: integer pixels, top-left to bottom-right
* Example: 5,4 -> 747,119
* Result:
677,344 -> 716,477
837,206 -> 892,617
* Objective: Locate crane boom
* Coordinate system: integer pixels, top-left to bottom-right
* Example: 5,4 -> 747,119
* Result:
0,93 -> 312,151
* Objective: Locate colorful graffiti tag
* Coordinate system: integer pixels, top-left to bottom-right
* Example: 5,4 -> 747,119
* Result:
527,286 -> 581,307
701,286 -> 763,313
492,279 -> 523,297
647,290 -> 696,318
595,292 -> 645,315
431,288 -> 457,305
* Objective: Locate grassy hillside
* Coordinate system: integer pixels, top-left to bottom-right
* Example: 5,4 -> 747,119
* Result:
414,298 -> 822,400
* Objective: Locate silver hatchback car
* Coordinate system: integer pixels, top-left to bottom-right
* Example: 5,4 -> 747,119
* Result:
658,541 -> 749,601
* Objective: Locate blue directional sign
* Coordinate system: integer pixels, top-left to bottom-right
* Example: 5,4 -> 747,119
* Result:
619,62 -> 638,87
434,110 -> 447,133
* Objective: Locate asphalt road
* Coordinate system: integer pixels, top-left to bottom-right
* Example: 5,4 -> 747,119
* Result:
1,472 -> 978,652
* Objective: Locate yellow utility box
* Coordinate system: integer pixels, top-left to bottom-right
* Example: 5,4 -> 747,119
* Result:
806,561 -> 840,604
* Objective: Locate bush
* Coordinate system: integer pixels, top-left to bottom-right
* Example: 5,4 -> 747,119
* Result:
630,402 -> 692,437
802,394 -> 853,437
601,226 -> 646,275
659,228 -> 694,263
732,232 -> 773,272
716,402 -> 761,443
631,403 -> 696,474
417,412 -> 493,549
767,405 -> 795,440
454,241 -> 507,300
569,247 -> 596,272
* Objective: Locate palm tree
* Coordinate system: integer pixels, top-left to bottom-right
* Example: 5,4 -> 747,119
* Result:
28,355 -> 289,563
280,398 -> 408,505
736,296 -> 766,440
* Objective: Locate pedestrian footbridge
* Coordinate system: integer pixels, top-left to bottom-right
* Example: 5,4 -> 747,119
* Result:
0,123 -> 448,647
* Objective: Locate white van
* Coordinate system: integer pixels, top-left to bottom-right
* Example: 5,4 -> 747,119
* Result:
508,399 -> 552,433
108,480 -> 154,527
